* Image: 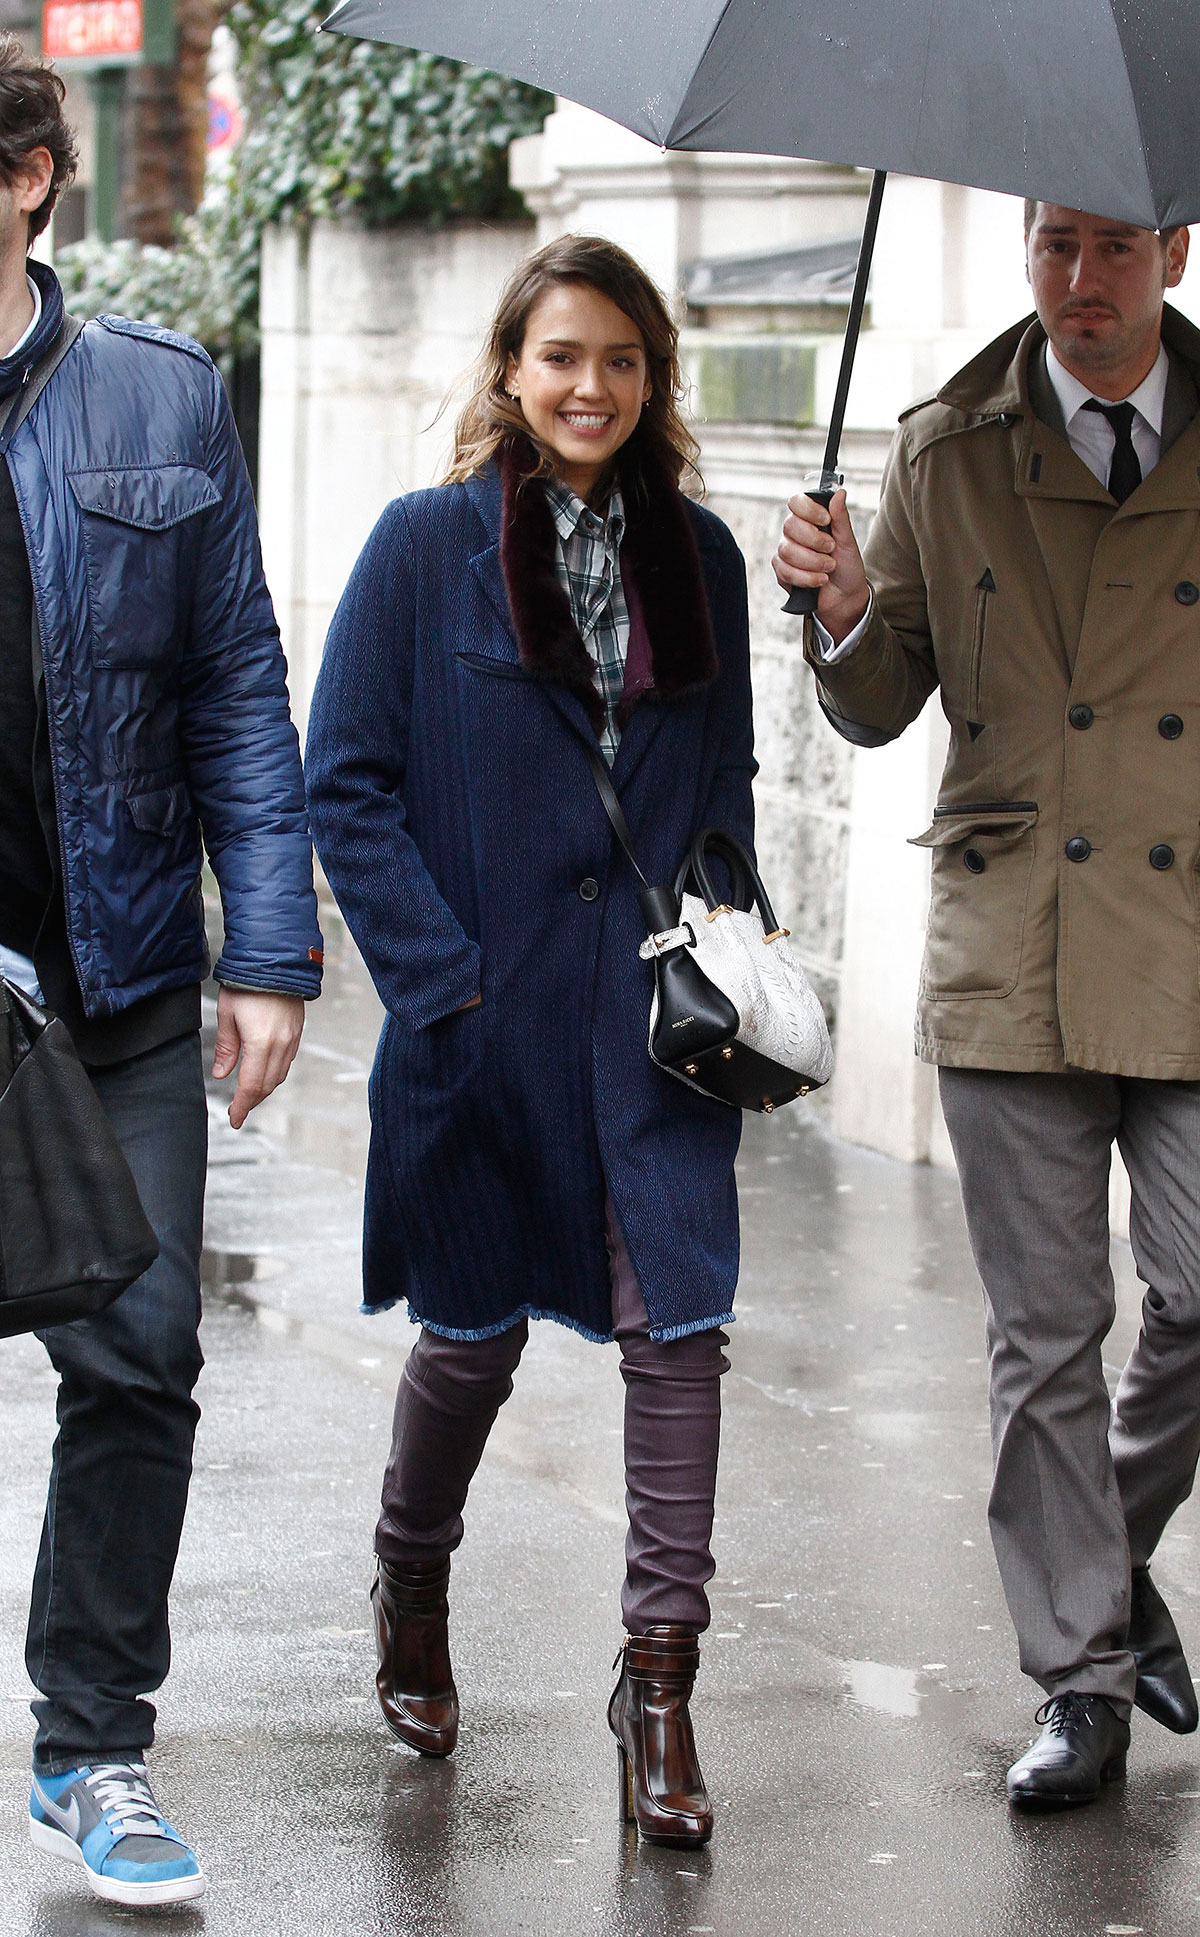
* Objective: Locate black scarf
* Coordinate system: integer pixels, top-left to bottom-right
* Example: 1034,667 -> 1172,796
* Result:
496,436 -> 718,737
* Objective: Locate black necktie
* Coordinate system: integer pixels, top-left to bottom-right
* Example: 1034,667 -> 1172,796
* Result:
1082,398 -> 1142,505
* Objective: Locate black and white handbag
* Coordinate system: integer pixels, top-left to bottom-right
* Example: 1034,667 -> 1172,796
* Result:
587,752 -> 833,1113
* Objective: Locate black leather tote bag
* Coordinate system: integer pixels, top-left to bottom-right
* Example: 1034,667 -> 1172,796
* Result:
0,978 -> 159,1337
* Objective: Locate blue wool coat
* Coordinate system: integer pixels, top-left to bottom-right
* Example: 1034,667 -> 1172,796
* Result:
305,458 -> 756,1342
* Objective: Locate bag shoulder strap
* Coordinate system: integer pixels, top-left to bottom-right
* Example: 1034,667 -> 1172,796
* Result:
585,744 -> 649,891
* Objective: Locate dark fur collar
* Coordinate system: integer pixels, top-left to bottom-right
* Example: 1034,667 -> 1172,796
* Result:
497,437 -> 718,737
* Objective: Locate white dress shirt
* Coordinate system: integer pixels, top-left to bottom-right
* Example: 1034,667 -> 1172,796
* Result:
814,339 -> 1170,664
1044,339 -> 1166,486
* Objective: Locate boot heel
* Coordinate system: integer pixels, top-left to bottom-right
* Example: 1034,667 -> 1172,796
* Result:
617,1745 -> 636,1825
1101,1753 -> 1127,1782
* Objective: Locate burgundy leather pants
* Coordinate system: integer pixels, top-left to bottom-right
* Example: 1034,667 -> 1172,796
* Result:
375,1201 -> 729,1631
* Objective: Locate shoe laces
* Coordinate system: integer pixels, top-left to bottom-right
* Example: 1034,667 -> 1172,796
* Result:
1033,1693 -> 1095,1736
85,1764 -> 172,1842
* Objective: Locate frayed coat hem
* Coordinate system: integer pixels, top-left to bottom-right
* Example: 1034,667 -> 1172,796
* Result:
362,1298 -> 737,1346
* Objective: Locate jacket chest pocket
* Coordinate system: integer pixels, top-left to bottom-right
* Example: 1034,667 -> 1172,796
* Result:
910,802 -> 1038,998
69,464 -> 221,669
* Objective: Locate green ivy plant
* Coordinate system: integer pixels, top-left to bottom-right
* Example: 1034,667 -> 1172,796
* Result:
57,6 -> 549,358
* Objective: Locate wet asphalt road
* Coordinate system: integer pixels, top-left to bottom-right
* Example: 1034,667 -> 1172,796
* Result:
2,918 -> 1199,1936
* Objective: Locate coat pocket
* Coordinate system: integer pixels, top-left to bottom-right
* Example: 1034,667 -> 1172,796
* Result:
910,802 -> 1038,999
123,779 -> 193,837
69,465 -> 222,670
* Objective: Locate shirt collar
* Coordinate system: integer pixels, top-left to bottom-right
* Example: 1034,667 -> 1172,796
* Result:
543,473 -> 625,549
4,274 -> 41,362
1046,338 -> 1169,436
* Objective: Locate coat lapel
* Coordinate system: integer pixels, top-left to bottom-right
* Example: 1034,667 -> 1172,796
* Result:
464,470 -> 519,661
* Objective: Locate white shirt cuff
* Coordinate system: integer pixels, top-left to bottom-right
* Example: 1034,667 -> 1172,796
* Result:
812,594 -> 872,663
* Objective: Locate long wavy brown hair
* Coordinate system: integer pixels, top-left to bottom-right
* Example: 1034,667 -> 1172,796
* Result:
442,233 -> 701,499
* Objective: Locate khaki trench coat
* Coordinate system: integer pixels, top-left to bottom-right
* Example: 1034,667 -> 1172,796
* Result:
807,305 -> 1200,1077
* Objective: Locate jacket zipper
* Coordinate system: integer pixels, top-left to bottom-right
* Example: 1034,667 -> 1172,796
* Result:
969,568 -> 995,720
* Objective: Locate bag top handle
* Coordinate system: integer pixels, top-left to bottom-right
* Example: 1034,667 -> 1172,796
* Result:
680,829 -> 782,936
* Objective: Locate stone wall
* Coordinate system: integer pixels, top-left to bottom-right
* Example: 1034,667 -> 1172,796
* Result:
257,216 -> 535,739
697,424 -> 892,1029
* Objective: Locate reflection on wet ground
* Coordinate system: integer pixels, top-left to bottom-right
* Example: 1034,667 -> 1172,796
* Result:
0,912 -> 1195,1934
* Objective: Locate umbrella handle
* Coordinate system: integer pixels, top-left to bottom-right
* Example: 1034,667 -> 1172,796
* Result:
782,484 -> 836,617
782,168 -> 887,619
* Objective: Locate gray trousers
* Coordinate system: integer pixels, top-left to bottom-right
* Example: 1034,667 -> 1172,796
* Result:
939,1067 -> 1200,1716
376,1199 -> 730,1632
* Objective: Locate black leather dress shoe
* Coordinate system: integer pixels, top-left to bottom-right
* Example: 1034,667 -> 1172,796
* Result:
1006,1693 -> 1130,1807
1129,1566 -> 1199,1734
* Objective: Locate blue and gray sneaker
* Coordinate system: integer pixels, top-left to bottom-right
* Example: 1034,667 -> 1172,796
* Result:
29,1761 -> 205,1905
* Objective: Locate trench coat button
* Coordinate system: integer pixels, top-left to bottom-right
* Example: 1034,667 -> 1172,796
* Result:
996,412 -> 1015,427
1149,844 -> 1175,870
578,877 -> 600,901
1068,704 -> 1094,730
1065,836 -> 1092,863
1175,580 -> 1200,605
963,848 -> 986,874
1159,713 -> 1184,739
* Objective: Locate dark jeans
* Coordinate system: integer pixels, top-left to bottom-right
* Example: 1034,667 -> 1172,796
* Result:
376,1198 -> 730,1631
26,1031 -> 207,1773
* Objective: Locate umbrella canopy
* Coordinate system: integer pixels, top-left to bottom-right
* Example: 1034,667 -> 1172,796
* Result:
322,0 -> 1200,230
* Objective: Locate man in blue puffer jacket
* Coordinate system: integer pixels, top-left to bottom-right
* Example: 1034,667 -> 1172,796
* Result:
0,44 -> 322,1906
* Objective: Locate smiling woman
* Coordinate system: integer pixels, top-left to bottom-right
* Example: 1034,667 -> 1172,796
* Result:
503,282 -> 652,499
305,232 -> 758,1853
442,232 -> 701,497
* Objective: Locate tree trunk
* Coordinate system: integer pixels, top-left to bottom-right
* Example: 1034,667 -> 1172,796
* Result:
122,0 -> 222,244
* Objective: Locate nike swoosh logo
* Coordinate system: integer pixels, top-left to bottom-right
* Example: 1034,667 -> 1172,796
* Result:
32,1780 -> 81,1841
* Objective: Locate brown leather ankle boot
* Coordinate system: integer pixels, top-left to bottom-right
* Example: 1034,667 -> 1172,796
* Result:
608,1625 -> 713,1846
371,1556 -> 458,1756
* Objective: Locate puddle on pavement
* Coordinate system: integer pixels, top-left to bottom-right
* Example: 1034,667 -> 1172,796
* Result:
843,1657 -> 972,1727
200,1248 -> 287,1289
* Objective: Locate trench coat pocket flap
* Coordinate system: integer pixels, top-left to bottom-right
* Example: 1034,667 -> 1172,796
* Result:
124,781 -> 191,835
909,804 -> 1038,850
68,464 -> 221,531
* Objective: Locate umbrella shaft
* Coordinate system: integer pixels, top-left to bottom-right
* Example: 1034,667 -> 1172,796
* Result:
822,168 -> 887,476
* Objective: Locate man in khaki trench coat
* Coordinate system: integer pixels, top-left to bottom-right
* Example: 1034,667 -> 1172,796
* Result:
775,203 -> 1200,1807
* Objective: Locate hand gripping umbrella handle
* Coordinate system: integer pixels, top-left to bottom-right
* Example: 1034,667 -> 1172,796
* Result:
782,168 -> 887,619
782,480 -> 838,617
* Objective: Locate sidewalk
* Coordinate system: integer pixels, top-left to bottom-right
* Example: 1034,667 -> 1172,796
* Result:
1,918 -> 1196,1936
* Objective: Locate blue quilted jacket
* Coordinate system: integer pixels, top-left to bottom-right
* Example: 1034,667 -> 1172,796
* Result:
16,312 -> 322,1016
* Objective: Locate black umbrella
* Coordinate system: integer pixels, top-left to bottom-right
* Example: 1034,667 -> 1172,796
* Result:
322,0 -> 1200,608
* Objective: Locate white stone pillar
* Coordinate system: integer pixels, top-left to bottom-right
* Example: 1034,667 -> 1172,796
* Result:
510,102 -> 869,307
257,217 -> 534,734
831,709 -> 949,1162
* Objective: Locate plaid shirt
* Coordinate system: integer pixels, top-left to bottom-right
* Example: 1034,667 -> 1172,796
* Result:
543,476 -> 629,765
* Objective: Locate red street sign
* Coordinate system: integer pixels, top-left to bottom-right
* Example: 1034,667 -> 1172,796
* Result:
42,0 -> 143,62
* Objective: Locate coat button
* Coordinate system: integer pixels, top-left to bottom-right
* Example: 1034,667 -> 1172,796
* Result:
1149,844 -> 1175,870
1068,704 -> 1094,730
1065,836 -> 1092,862
963,848 -> 986,874
1175,580 -> 1200,605
1159,713 -> 1184,739
578,877 -> 600,902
